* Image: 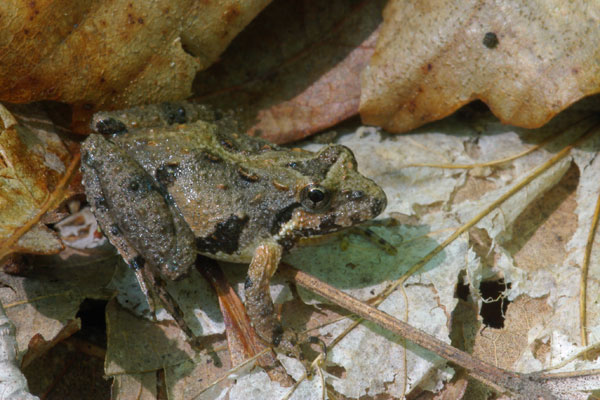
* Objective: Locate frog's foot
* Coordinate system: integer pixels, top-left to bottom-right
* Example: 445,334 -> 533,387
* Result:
139,266 -> 199,346
272,325 -> 303,360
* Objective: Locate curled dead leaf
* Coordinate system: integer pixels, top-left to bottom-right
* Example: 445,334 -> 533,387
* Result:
0,104 -> 79,259
360,0 -> 600,133
0,0 -> 271,131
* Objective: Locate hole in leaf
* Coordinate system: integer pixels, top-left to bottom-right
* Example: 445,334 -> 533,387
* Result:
75,298 -> 108,348
455,271 -> 470,301
479,280 -> 510,328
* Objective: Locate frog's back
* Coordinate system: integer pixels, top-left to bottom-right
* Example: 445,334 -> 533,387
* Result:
89,102 -> 386,264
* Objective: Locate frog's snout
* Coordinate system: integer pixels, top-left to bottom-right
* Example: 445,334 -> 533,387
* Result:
370,193 -> 387,217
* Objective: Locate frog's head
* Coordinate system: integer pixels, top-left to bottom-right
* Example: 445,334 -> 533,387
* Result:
275,145 -> 386,243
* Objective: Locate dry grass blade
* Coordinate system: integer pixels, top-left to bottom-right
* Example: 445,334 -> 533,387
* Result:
405,115 -> 595,170
405,134 -> 555,169
580,189 -> 600,347
378,119 -> 599,305
280,353 -> 326,400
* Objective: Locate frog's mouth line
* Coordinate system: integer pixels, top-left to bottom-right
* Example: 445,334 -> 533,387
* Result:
270,202 -> 302,235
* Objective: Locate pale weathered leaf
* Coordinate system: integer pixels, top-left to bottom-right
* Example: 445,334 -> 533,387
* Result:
360,0 -> 600,133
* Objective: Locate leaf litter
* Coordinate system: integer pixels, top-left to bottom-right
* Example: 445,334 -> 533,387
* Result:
146,100 -> 598,399
3,98 -> 600,398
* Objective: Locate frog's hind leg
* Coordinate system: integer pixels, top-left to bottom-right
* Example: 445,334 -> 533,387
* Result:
245,242 -> 300,358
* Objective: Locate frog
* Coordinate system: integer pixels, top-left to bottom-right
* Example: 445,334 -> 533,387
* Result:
80,101 -> 387,354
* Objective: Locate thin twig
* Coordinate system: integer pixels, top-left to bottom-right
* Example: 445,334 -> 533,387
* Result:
279,264 -> 559,399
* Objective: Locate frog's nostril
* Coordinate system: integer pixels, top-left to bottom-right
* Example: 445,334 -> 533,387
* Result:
370,196 -> 386,217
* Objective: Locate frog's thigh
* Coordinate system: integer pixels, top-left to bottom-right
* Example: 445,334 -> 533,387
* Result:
245,242 -> 283,345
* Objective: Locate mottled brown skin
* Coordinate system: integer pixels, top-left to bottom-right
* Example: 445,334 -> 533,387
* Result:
81,102 -> 387,352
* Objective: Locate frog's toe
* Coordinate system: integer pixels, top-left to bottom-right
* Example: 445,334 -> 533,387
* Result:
272,327 -> 304,360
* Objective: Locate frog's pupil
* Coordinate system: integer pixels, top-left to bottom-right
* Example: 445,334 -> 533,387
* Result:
308,188 -> 325,203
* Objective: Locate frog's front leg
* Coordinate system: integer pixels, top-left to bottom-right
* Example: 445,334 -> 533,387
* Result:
245,242 -> 299,356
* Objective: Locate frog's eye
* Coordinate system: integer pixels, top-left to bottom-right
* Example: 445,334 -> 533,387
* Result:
300,184 -> 331,212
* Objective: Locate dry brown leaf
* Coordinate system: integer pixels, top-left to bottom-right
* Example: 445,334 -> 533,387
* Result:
472,295 -> 553,370
194,0 -> 384,144
360,0 -> 600,133
21,319 -> 80,368
0,104 -> 80,259
0,0 -> 271,131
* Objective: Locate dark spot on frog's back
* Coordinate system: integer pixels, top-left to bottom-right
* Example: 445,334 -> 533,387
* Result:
161,103 -> 187,125
196,215 -> 249,255
129,255 -> 144,270
203,152 -> 222,163
155,163 -> 180,187
94,196 -> 108,211
81,150 -> 96,167
95,118 -> 128,135
127,175 -> 154,195
110,224 -> 120,235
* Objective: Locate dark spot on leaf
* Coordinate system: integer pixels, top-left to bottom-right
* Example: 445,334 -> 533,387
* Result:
272,324 -> 284,346
482,32 -> 499,49
479,279 -> 510,328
